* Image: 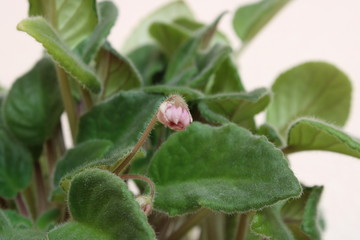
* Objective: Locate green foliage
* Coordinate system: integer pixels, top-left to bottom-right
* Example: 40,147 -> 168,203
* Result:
2,58 -> 62,146
123,0 -> 194,52
50,169 -> 156,240
233,0 -> 290,44
96,43 -> 142,99
17,17 -> 101,93
286,118 -> 360,157
0,130 -> 33,198
3,0 -> 359,238
267,62 -> 351,136
149,123 -> 301,216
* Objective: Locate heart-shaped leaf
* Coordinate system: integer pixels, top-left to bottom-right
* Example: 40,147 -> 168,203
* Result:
3,58 -> 62,146
0,130 -> 33,198
17,17 -> 101,93
198,88 -> 271,126
233,0 -> 290,44
49,169 -> 156,239
122,0 -> 194,52
266,62 -> 351,136
149,122 -> 301,216
76,1 -> 118,64
284,118 -> 360,158
77,91 -> 163,152
96,43 -> 142,99
28,0 -> 98,49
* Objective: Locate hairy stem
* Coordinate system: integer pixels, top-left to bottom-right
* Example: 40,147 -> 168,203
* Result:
15,193 -> 30,218
120,174 -> 155,198
113,114 -> 158,175
236,213 -> 249,240
55,66 -> 78,142
34,161 -> 47,215
167,208 -> 211,240
79,85 -> 94,110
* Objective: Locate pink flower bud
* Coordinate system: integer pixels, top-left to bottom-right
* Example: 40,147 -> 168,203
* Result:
157,95 -> 193,131
135,195 -> 153,215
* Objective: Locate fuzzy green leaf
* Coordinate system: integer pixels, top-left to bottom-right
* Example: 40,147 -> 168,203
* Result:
77,91 -> 163,152
266,62 -> 351,136
50,169 -> 156,239
54,139 -> 113,186
3,58 -> 62,146
164,13 -> 227,83
198,88 -> 271,126
36,208 -> 61,231
96,43 -> 142,99
122,0 -> 194,52
233,0 -> 290,44
29,0 -> 98,49
76,1 -> 118,64
281,186 -> 324,240
17,17 -> 101,93
285,119 -> 360,158
206,56 -> 245,94
0,130 -> 33,198
149,122 -> 301,216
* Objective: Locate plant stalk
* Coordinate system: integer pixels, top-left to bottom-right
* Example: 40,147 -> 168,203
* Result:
236,213 -> 249,240
113,114 -> 158,175
79,85 -> 94,110
55,66 -> 78,142
167,208 -> 211,240
120,174 -> 155,198
15,193 -> 30,218
34,161 -> 47,215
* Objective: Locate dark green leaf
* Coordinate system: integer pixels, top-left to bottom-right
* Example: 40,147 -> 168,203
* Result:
285,118 -> 360,158
76,1 -> 118,63
17,17 -> 101,93
233,0 -> 290,44
3,58 -> 62,146
0,130 -> 33,198
143,85 -> 203,101
48,222 -> 109,240
54,139 -> 113,186
149,22 -> 190,57
149,122 -> 301,216
50,169 -> 156,239
266,62 -> 351,136
36,208 -> 61,231
205,56 -> 245,94
198,88 -> 271,126
96,43 -> 142,99
77,91 -> 163,152
0,209 -> 46,240
250,208 -> 295,240
2,210 -> 32,229
127,44 -> 166,86
281,186 -> 324,240
258,123 -> 283,147
122,0 -> 194,52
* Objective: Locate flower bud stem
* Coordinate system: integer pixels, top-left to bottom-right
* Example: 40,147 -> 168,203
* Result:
113,114 -> 158,175
120,174 -> 155,198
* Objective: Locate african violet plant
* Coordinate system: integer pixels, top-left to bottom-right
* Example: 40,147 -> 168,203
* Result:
0,0 -> 358,239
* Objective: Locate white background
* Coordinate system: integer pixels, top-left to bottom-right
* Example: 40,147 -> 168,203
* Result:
1,0 -> 360,239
